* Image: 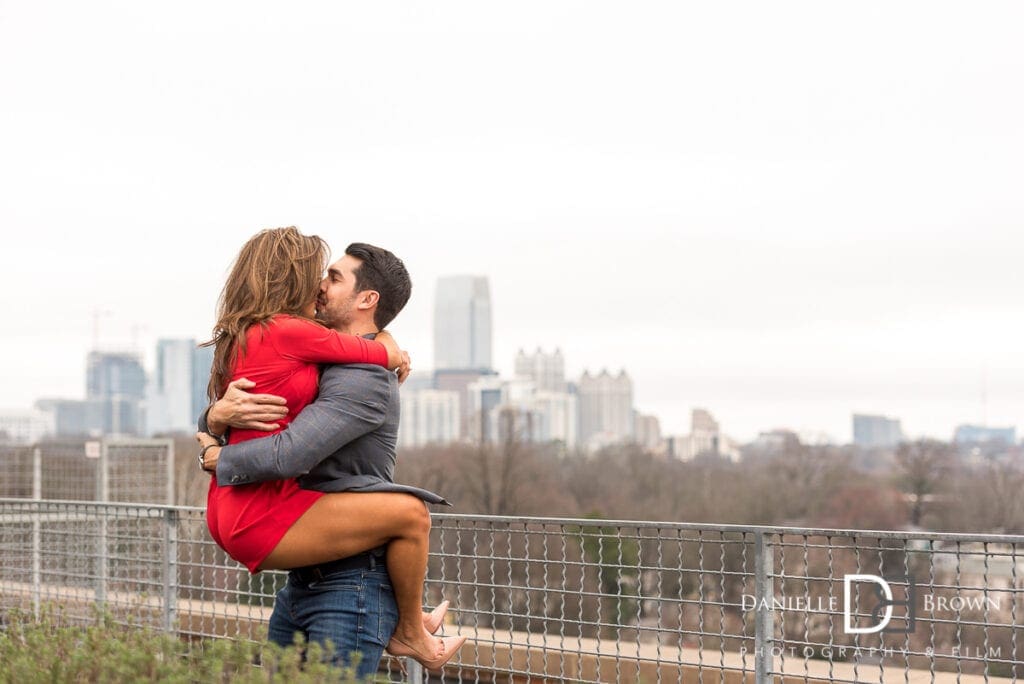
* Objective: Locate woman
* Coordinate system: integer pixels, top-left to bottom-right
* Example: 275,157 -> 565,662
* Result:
199,227 -> 464,669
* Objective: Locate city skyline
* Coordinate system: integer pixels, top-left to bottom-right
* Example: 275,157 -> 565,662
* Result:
8,325 -> 1018,448
2,2 -> 1022,442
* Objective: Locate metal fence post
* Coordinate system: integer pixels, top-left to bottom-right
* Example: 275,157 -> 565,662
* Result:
164,508 -> 179,633
31,447 -> 42,617
164,438 -> 175,505
96,440 -> 109,606
406,659 -> 424,682
754,531 -> 774,684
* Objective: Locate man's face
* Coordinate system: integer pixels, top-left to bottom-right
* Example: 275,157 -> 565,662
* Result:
316,254 -> 363,329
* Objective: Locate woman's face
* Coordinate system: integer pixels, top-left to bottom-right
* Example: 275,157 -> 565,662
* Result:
302,299 -> 317,318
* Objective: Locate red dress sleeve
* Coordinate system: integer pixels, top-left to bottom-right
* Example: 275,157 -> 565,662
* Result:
268,316 -> 389,367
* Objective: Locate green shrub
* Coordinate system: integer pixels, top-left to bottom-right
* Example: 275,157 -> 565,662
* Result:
0,606 -> 370,683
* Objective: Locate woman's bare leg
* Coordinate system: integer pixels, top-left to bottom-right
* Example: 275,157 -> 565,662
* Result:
260,491 -> 442,657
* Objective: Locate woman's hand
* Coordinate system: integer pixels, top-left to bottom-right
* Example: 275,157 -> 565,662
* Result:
376,331 -> 411,382
398,350 -> 411,383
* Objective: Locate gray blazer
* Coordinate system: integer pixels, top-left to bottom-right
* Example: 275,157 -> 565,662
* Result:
214,363 -> 448,505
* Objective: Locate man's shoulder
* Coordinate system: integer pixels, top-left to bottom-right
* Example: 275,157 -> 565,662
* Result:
319,363 -> 396,395
321,363 -> 393,378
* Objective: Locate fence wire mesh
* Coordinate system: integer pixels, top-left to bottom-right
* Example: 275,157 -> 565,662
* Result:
0,499 -> 1020,683
0,439 -> 173,504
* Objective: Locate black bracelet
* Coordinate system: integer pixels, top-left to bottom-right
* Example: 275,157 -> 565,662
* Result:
198,444 -> 217,472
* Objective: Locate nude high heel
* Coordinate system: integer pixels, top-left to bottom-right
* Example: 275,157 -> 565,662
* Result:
423,600 -> 450,634
387,634 -> 468,671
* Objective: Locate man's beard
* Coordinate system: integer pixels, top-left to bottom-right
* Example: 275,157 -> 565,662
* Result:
316,296 -> 357,329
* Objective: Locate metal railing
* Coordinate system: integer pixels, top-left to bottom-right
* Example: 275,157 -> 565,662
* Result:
0,498 -> 1021,682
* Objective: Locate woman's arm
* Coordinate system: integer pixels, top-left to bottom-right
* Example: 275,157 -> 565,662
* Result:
271,316 -> 404,369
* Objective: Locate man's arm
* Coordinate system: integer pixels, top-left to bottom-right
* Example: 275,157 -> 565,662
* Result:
213,365 -> 390,485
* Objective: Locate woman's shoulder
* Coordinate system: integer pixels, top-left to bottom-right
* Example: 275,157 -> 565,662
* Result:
265,314 -> 327,337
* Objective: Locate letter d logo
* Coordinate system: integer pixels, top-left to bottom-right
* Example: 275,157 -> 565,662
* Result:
844,574 -> 893,634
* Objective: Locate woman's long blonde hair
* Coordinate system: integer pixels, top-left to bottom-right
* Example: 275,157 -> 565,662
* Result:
204,227 -> 329,400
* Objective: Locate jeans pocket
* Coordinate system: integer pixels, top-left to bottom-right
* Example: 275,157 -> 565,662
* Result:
375,581 -> 399,644
305,570 -> 362,592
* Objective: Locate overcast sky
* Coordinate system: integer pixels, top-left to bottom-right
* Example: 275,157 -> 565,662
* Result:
1,1 -> 1021,442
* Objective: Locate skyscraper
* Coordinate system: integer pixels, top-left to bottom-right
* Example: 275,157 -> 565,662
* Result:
147,339 -> 215,435
35,398 -> 106,437
433,276 -> 492,371
953,424 -> 1016,445
664,408 -> 737,462
464,376 -> 578,449
87,351 -> 146,401
85,351 -> 146,435
465,375 -> 505,443
512,348 -> 576,448
688,408 -> 721,457
852,413 -> 903,448
192,344 -> 215,421
514,347 -> 566,392
577,369 -> 634,451
633,411 -> 662,451
397,389 -> 461,448
148,339 -> 193,433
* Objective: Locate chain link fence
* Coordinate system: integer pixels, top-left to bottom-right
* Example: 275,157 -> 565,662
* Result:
0,499 -> 1020,682
0,439 -> 173,504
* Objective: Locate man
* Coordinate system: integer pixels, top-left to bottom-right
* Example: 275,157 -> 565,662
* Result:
198,242 -> 449,678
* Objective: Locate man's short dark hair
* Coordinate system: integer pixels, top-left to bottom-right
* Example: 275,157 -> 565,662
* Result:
345,243 -> 412,329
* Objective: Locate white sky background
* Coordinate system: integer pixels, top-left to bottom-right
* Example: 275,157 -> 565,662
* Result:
1,2 -> 1021,443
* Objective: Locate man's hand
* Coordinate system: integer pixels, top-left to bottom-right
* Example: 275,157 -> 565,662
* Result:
375,331 -> 411,383
196,432 -> 221,473
208,378 -> 288,433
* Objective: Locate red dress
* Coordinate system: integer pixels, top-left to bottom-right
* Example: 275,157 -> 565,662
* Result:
206,314 -> 389,572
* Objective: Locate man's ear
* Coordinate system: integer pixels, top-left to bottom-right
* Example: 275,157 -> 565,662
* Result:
357,290 -> 379,310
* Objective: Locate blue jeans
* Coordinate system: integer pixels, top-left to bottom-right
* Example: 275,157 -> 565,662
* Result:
267,564 -> 399,679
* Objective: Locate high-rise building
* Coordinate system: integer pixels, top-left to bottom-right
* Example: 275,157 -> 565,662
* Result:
398,389 -> 461,448
953,424 -> 1016,445
399,371 -> 436,394
633,411 -> 662,451
533,390 -> 578,449
433,276 -> 492,371
852,413 -> 903,448
87,351 -> 146,402
0,409 -> 54,444
514,347 -> 566,392
35,398 -> 106,437
577,369 -> 634,451
688,408 -> 720,457
85,351 -> 146,435
148,339 -> 193,434
147,339 -> 215,434
466,376 -> 578,449
492,404 -> 547,444
664,408 -> 736,461
436,368 -> 499,439
749,429 -> 801,456
191,344 -> 215,421
465,375 -> 505,443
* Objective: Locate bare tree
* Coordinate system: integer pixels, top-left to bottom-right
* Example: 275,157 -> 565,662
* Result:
894,439 -> 953,527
